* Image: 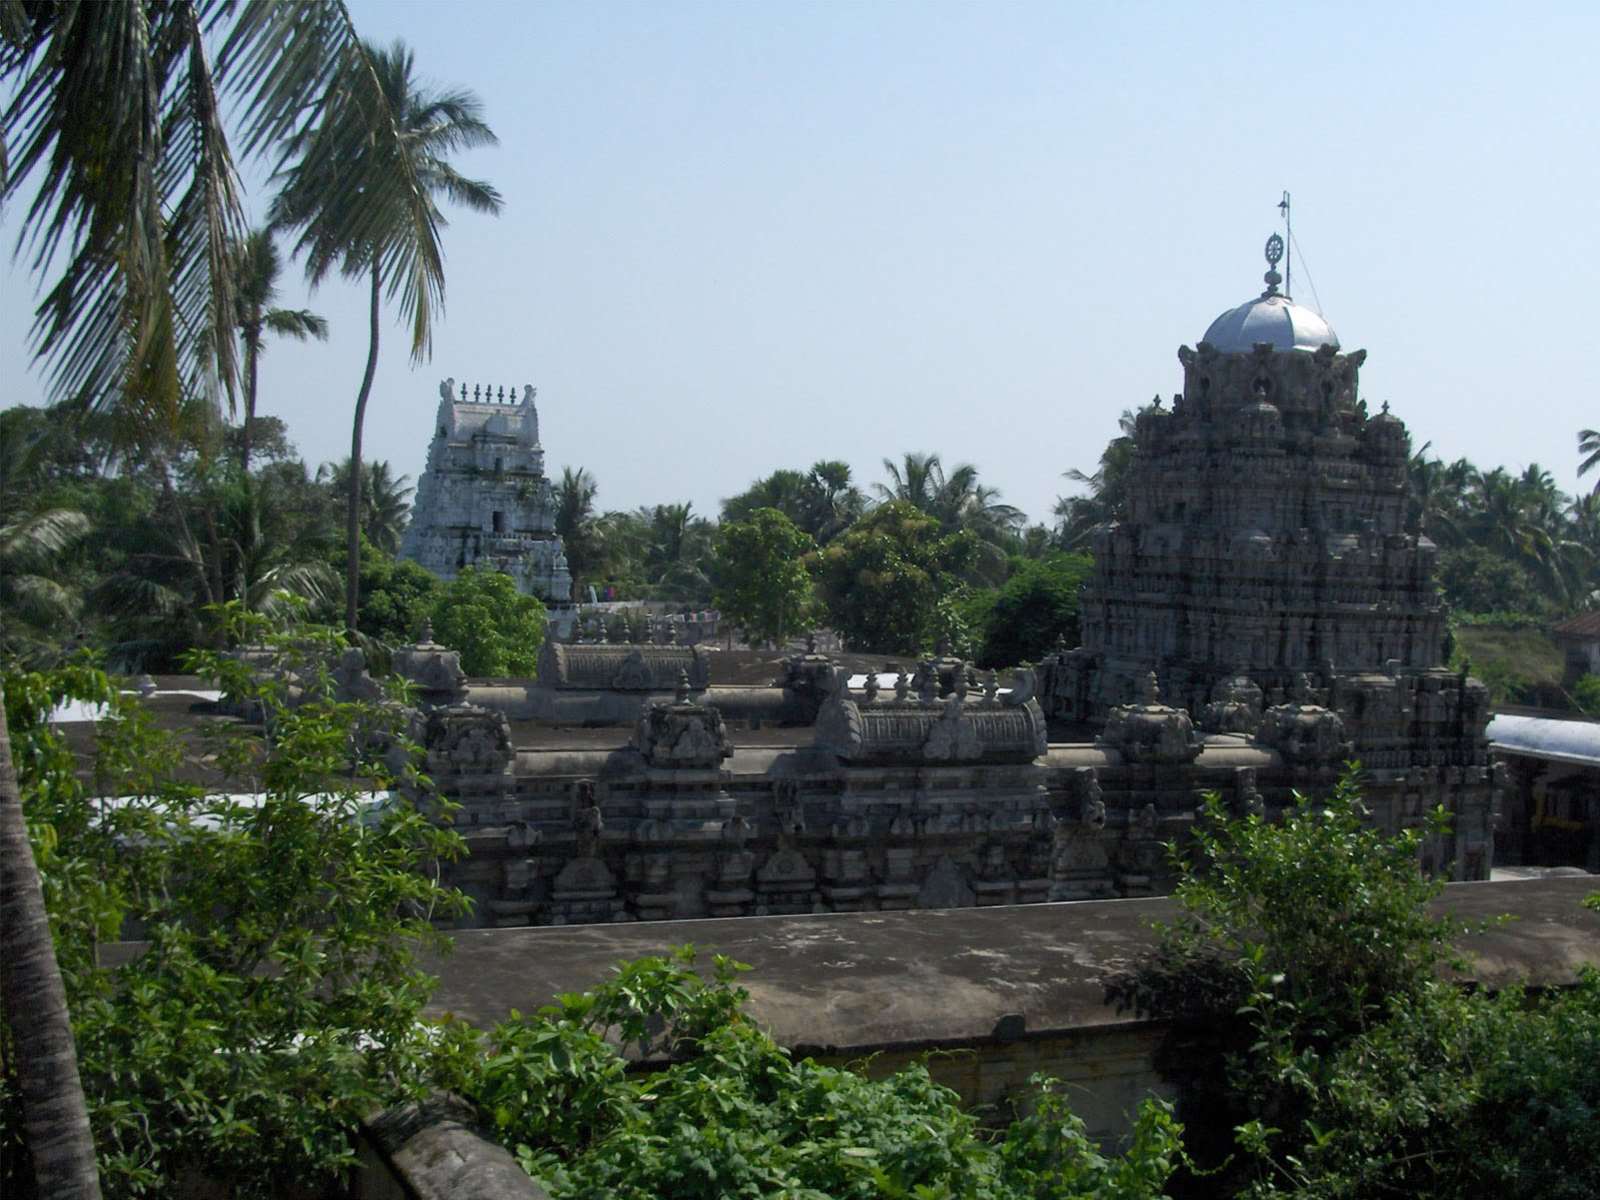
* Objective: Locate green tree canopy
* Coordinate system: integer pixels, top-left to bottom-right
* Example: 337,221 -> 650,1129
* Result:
332,541 -> 440,650
814,501 -> 978,654
429,567 -> 546,677
970,551 -> 1094,669
712,508 -> 817,647
721,460 -> 867,546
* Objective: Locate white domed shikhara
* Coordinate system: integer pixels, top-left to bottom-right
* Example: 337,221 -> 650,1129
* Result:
1202,234 -> 1339,353
1202,291 -> 1339,353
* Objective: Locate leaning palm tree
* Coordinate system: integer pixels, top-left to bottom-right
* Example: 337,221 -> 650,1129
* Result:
232,227 -> 328,472
272,39 -> 503,636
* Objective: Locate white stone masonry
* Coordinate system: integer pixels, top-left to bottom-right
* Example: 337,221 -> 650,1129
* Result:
401,379 -> 573,604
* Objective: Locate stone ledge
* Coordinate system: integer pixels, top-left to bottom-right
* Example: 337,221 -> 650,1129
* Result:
422,877 -> 1600,1056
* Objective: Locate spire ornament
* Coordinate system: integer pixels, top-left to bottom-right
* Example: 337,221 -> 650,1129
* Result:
1262,232 -> 1285,296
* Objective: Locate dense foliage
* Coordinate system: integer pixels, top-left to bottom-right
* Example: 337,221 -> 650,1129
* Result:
963,552 -> 1094,669
429,567 -> 548,677
814,502 -> 980,654
712,508 -> 818,647
0,614 -> 470,1195
1111,772 -> 1600,1200
1,638 -> 1186,1196
448,947 -> 1182,1200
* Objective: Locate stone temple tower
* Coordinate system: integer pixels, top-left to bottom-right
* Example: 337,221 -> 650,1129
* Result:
1042,236 -> 1496,874
401,380 -> 573,608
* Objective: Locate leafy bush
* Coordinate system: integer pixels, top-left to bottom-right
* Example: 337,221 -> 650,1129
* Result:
430,566 -> 547,676
337,540 -> 441,649
814,502 -> 979,654
0,610 -> 469,1196
1111,769 -> 1600,1200
1436,545 -> 1553,617
972,552 -> 1093,668
454,947 -> 1183,1200
712,508 -> 817,647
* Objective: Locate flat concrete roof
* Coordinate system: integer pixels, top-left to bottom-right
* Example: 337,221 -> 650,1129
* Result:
423,877 -> 1600,1055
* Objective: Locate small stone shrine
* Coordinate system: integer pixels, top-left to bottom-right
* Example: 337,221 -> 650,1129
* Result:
401,379 -> 573,613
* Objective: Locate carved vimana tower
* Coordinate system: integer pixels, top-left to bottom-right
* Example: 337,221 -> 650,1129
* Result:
401,380 -> 574,614
1043,229 -> 1495,871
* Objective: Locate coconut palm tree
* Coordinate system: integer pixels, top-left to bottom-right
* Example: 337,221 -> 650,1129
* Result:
2,3 -> 378,1187
232,227 -> 327,472
643,502 -> 716,601
0,506 -> 90,664
877,452 -> 1024,582
1055,407 -> 1142,549
318,458 -> 414,555
1580,427 -> 1600,495
271,39 -> 503,637
555,467 -> 602,594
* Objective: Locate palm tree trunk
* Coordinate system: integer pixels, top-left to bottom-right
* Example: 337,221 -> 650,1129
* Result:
346,264 -> 382,637
0,685 -> 103,1197
240,333 -> 260,474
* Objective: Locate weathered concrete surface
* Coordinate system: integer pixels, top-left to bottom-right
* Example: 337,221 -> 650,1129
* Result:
424,876 -> 1600,1048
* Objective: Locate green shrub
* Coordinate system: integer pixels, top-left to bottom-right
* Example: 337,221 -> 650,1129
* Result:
1112,769 -> 1600,1200
455,947 -> 1183,1200
1,610 -> 470,1195
973,552 -> 1093,668
430,566 -> 547,676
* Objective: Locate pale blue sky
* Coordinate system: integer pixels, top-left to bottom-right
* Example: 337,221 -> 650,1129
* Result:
4,0 -> 1597,528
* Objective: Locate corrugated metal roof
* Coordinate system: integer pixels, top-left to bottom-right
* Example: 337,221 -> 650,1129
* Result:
1487,713 -> 1600,768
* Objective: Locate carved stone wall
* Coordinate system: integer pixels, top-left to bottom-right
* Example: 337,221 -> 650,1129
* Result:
536,642 -> 711,692
1056,342 -> 1446,716
408,648 -> 1500,928
395,263 -> 1497,925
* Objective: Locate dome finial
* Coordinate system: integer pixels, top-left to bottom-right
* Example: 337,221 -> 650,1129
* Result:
1263,232 -> 1284,296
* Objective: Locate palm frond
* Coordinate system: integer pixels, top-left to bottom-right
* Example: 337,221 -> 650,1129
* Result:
0,506 -> 91,562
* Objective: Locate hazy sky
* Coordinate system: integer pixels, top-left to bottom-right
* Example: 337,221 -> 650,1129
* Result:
4,0 -> 1598,528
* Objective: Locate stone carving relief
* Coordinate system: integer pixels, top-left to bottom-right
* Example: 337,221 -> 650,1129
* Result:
424,704 -> 514,775
1200,665 -> 1264,735
1098,673 -> 1202,765
632,693 -> 732,768
1255,694 -> 1352,766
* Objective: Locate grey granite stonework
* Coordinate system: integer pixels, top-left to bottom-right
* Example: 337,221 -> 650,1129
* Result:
401,380 -> 573,609
373,251 -> 1497,927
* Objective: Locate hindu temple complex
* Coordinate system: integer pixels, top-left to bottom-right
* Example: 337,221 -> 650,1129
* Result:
336,234 -> 1505,927
400,379 -> 574,626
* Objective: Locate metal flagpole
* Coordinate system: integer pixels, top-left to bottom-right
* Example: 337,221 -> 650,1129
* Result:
1278,191 -> 1292,298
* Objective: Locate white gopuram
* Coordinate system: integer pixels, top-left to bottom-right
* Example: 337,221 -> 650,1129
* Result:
401,380 -> 574,614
